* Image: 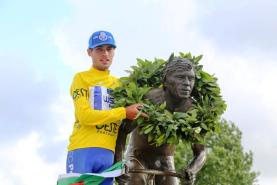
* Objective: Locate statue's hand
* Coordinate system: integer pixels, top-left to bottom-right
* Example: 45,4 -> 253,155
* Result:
115,174 -> 131,185
115,163 -> 131,185
182,168 -> 196,185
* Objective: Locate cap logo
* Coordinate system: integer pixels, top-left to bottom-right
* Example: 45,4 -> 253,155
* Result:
98,32 -> 108,41
89,31 -> 116,48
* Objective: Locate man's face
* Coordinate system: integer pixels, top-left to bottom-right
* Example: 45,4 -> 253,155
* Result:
165,68 -> 195,98
87,44 -> 115,71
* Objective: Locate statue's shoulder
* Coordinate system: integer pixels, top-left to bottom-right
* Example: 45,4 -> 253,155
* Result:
144,88 -> 165,104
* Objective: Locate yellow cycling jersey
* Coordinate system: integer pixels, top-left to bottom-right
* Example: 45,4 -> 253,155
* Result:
67,67 -> 126,152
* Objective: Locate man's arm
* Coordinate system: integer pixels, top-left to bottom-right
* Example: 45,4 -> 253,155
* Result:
72,74 -> 146,126
71,73 -> 127,126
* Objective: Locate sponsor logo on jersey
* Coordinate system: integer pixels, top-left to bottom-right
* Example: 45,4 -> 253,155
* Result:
72,88 -> 88,100
90,86 -> 118,136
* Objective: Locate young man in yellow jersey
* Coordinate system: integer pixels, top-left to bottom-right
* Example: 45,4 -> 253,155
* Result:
66,30 -> 145,185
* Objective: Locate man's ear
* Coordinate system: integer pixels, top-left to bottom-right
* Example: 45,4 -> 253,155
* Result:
87,48 -> 92,56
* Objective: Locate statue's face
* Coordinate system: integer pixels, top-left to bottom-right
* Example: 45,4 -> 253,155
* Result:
165,68 -> 195,98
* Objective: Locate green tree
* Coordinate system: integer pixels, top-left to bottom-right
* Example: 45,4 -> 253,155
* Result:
175,119 -> 259,185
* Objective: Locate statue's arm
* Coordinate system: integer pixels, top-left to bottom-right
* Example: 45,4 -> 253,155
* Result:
182,144 -> 206,185
114,120 -> 137,163
114,120 -> 137,184
186,144 -> 206,173
114,124 -> 127,163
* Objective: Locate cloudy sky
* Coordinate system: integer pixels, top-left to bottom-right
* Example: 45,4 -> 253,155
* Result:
0,0 -> 276,184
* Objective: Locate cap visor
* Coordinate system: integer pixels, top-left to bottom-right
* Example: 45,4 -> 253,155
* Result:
89,42 -> 116,49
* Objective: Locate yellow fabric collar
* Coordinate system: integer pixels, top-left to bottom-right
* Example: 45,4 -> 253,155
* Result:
89,67 -> 110,75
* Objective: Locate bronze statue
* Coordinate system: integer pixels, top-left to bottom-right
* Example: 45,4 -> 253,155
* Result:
115,56 -> 206,185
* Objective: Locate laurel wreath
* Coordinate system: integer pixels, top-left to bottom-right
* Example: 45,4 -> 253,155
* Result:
112,52 -> 227,146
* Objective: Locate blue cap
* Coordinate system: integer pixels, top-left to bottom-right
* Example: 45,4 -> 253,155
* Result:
88,30 -> 116,49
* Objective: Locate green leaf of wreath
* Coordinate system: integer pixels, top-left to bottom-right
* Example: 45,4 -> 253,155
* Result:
112,52 -> 227,146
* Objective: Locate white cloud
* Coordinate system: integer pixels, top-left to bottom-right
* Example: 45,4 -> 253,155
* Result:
50,92 -> 74,142
203,51 -> 277,180
0,55 -> 60,141
0,132 -> 65,185
159,0 -> 198,36
51,27 -> 90,71
194,0 -> 277,52
259,176 -> 277,185
0,173 -> 14,185
0,54 -> 72,184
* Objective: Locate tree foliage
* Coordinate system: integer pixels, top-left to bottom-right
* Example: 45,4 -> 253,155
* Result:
175,119 -> 259,185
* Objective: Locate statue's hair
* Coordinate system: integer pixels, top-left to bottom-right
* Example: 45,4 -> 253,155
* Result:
162,54 -> 194,83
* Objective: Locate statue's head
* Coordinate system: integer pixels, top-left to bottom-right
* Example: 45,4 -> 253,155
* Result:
163,54 -> 195,99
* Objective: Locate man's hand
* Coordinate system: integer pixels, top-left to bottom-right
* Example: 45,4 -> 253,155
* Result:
125,103 -> 148,120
